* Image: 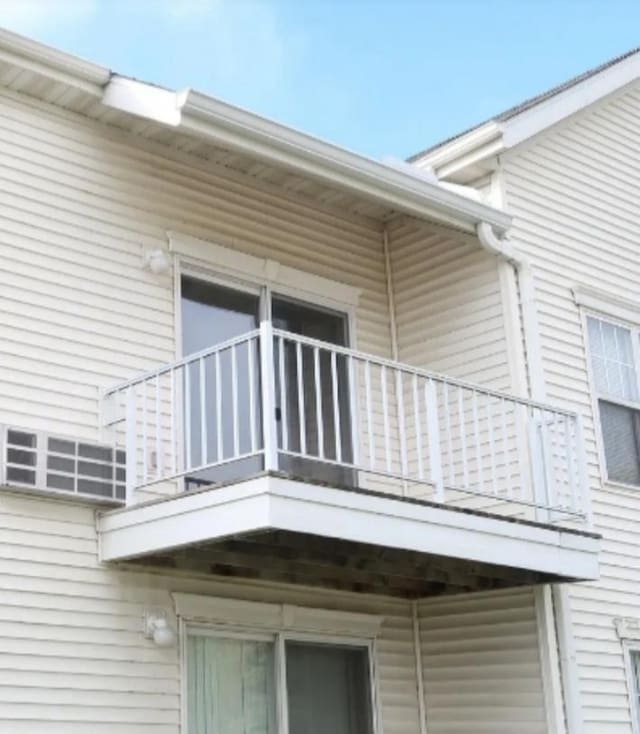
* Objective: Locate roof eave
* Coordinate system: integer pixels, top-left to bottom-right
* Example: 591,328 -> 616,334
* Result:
179,90 -> 511,233
0,26 -> 109,94
411,121 -> 504,169
413,48 -> 640,182
0,28 -> 511,234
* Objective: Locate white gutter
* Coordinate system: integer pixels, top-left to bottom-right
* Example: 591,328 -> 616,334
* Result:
0,28 -> 511,235
0,27 -> 109,94
382,226 -> 399,361
476,220 -> 584,734
412,601 -> 429,734
100,76 -> 512,235
410,121 -> 503,168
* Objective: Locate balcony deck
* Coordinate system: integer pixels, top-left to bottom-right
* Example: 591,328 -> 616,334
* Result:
98,471 -> 599,596
99,323 -> 599,594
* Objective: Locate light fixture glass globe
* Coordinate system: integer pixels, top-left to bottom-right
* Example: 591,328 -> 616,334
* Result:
151,618 -> 175,647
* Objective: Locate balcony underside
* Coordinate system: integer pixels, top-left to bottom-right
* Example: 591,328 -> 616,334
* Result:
98,473 -> 599,598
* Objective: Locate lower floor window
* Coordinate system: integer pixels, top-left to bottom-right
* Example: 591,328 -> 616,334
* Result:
186,631 -> 375,734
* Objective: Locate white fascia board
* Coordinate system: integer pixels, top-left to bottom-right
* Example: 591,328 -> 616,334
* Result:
420,52 -> 640,179
98,477 -> 272,559
503,53 -> 640,148
266,478 -> 598,580
3,27 -> 510,234
0,27 -> 109,93
412,121 -> 504,170
175,92 -> 512,234
98,475 -> 599,581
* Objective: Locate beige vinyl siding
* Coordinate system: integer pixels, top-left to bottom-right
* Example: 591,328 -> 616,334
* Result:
0,76 -> 549,734
418,588 -> 549,734
0,491 -> 421,734
0,85 -> 391,443
502,80 -> 640,733
387,218 -> 528,516
388,218 -> 510,390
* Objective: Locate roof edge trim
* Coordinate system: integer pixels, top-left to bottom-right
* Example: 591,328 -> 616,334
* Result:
176,90 -> 511,233
413,49 -> 640,176
0,27 -> 109,90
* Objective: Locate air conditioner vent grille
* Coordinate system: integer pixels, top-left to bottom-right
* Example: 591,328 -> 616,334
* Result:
3,427 -> 125,504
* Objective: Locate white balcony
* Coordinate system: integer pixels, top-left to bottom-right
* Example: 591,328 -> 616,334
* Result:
98,322 -> 599,595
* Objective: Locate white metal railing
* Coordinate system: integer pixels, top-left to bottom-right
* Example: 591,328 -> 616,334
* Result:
103,322 -> 591,525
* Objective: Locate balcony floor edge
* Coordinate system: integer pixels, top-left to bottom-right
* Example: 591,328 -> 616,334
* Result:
98,473 -> 599,588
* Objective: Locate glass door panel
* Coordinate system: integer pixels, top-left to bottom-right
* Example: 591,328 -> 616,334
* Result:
285,641 -> 374,734
186,634 -> 277,734
181,276 -> 261,488
272,296 -> 354,486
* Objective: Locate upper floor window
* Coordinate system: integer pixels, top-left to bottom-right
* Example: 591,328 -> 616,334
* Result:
587,316 -> 640,486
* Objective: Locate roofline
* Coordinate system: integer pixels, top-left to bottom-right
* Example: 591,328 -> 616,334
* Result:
412,47 -> 640,177
0,26 -> 109,91
177,88 -> 511,233
0,26 -> 510,235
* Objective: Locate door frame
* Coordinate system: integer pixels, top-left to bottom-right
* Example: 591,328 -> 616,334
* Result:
180,619 -> 382,734
175,257 -> 359,360
174,256 -> 361,487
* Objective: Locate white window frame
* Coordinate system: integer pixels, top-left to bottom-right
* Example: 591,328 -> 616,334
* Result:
582,308 -> 640,490
179,609 -> 382,734
175,257 -> 359,356
170,231 -> 362,362
623,642 -> 640,734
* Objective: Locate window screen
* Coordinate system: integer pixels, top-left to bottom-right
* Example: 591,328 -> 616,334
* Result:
587,316 -> 640,486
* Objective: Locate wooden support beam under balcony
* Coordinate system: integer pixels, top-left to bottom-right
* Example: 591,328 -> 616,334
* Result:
97,472 -> 599,598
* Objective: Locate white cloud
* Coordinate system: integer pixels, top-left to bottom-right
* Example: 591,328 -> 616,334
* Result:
0,0 -> 97,35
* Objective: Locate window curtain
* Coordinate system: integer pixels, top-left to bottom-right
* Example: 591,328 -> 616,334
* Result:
187,635 -> 276,734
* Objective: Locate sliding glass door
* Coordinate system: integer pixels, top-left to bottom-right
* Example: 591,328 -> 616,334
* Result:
181,274 -> 354,488
186,630 -> 375,734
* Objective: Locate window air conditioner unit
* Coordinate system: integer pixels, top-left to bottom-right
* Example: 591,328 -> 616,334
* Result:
1,426 -> 126,504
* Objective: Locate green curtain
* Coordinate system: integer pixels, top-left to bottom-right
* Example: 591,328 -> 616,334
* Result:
187,635 -> 277,734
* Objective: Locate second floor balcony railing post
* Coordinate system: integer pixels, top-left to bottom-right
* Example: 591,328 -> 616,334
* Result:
425,378 -> 444,502
574,412 -> 591,527
125,385 -> 137,505
260,320 -> 279,472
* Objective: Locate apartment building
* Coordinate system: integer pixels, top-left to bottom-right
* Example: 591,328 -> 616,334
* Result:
0,28 -> 605,734
413,47 -> 640,734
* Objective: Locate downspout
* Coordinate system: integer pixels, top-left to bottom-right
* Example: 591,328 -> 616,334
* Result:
476,222 -> 544,397
385,230 -> 428,734
412,601 -> 429,734
476,220 -> 584,734
382,225 -> 399,361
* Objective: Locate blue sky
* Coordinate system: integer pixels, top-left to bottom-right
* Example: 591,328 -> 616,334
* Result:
0,0 -> 638,159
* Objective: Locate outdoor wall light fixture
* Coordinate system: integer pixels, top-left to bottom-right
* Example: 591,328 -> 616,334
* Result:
143,247 -> 171,275
143,609 -> 176,647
